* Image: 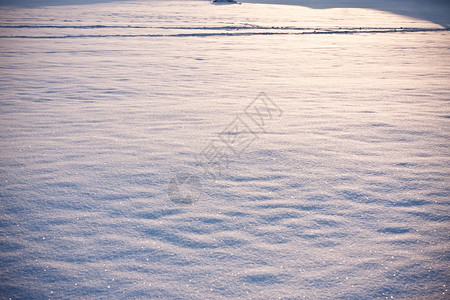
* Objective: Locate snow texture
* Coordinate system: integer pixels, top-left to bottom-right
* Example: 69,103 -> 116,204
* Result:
0,0 -> 449,299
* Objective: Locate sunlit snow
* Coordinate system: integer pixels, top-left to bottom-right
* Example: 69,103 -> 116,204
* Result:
0,0 -> 449,298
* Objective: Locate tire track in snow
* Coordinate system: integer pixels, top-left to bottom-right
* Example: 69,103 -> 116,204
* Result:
0,27 -> 448,38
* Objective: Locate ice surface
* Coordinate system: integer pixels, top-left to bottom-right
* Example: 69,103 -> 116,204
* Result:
0,0 -> 449,299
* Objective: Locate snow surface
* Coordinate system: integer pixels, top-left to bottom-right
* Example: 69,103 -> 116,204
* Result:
0,0 -> 449,299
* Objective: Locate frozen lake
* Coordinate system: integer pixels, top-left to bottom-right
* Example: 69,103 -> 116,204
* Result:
0,0 -> 449,298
